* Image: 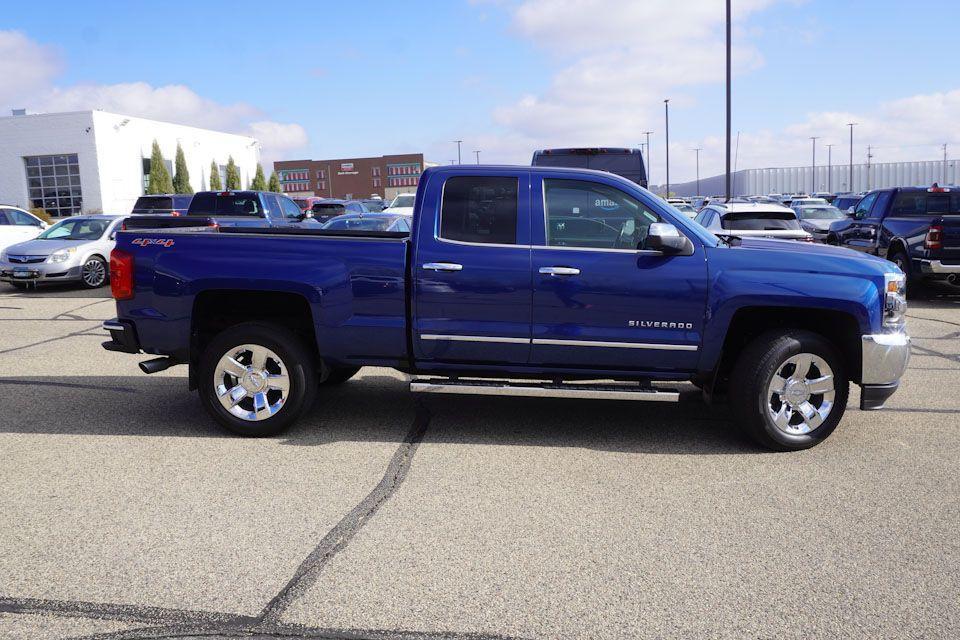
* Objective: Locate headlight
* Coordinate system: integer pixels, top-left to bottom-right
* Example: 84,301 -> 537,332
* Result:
48,247 -> 76,263
883,272 -> 906,329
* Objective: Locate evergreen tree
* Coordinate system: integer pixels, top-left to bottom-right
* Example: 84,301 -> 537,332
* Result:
250,164 -> 267,190
146,140 -> 174,194
268,171 -> 282,193
225,156 -> 241,190
209,160 -> 222,190
172,143 -> 193,194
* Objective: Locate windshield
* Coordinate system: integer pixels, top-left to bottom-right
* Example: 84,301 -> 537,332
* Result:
293,199 -> 309,209
797,206 -> 845,220
390,195 -> 415,208
322,216 -> 396,231
38,218 -> 111,240
721,211 -> 802,231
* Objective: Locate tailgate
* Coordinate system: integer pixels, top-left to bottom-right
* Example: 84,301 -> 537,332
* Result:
933,215 -> 960,261
124,215 -> 216,230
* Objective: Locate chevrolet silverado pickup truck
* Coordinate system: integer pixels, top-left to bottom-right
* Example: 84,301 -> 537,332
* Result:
828,184 -> 960,290
102,166 -> 911,451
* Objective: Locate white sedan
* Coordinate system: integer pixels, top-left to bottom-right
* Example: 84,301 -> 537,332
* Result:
0,206 -> 48,254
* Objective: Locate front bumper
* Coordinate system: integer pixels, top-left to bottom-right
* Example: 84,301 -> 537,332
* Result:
0,260 -> 82,283
860,331 -> 910,410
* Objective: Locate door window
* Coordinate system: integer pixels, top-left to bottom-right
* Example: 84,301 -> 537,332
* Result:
263,194 -> 282,219
853,193 -> 877,219
543,179 -> 660,250
0,211 -> 10,225
8,210 -> 41,226
440,176 -> 518,245
280,197 -> 303,219
869,191 -> 892,218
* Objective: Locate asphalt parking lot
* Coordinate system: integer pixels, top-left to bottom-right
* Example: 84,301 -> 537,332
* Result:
0,283 -> 957,640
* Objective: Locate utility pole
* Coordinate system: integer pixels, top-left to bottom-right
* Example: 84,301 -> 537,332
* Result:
474,150 -> 481,165
826,144 -> 834,193
944,143 -> 949,184
866,145 -> 873,190
725,0 -> 732,202
691,148 -> 702,196
810,136 -> 819,193
642,131 -> 652,187
453,140 -> 463,164
664,99 -> 670,196
847,122 -> 857,192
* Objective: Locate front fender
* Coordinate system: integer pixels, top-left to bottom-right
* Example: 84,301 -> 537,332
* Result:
699,267 -> 882,373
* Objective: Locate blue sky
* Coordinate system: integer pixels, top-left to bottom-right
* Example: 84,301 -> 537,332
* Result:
2,0 -> 958,182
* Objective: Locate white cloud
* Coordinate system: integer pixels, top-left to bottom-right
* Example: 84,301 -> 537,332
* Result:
489,0 -> 775,154
0,32 -> 307,172
0,30 -> 61,105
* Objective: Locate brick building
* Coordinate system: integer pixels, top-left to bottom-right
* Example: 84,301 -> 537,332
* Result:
274,153 -> 433,200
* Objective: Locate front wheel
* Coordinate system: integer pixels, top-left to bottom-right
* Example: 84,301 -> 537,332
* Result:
198,322 -> 317,437
730,330 -> 849,451
80,256 -> 108,288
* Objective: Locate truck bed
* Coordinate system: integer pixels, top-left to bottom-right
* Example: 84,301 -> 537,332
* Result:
114,228 -> 410,366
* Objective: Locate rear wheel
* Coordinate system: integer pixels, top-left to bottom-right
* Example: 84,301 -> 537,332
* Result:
730,330 -> 848,451
198,322 -> 317,437
887,249 -> 917,297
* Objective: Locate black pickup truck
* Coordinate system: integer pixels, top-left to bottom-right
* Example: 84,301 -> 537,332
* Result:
828,185 -> 960,290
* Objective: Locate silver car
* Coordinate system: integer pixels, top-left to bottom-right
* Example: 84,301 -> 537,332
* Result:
0,215 -> 126,289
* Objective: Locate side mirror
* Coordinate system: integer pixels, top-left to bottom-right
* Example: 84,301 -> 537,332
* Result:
645,223 -> 694,255
846,206 -> 855,215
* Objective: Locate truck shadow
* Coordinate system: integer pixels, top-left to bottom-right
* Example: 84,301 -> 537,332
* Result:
0,374 -> 764,455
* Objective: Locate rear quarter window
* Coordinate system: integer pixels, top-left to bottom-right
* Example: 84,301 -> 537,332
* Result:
440,176 -> 518,245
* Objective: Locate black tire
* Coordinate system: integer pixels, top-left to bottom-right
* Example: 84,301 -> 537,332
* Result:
729,330 -> 849,452
9,282 -> 29,291
887,249 -> 916,297
826,234 -> 839,246
80,256 -> 108,289
198,322 -> 317,437
321,366 -> 361,386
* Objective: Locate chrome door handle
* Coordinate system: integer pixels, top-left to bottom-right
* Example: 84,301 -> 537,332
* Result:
539,266 -> 581,276
422,262 -> 463,272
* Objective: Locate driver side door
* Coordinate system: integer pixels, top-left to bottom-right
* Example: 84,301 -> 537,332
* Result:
529,175 -> 707,372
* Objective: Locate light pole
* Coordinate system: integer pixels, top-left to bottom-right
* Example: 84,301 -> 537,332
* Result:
474,150 -> 481,165
453,140 -> 463,164
725,0 -> 732,202
943,143 -> 949,184
664,99 -> 670,196
691,148 -> 702,196
641,131 -> 653,187
826,144 -> 834,193
847,122 -> 857,192
810,136 -> 819,193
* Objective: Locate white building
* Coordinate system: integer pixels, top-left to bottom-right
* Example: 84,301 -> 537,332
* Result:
0,110 -> 261,216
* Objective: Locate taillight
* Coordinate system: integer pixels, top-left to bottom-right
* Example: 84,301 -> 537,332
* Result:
925,225 -> 943,251
171,210 -> 182,217
110,249 -> 134,300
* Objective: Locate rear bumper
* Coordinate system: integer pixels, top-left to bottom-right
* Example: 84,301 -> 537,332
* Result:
860,331 -> 910,410
919,259 -> 960,274
101,318 -> 141,354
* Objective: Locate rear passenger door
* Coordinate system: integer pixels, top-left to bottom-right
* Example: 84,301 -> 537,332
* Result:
413,172 -> 532,365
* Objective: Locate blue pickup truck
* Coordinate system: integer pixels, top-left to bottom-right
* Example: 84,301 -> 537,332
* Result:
828,185 -> 960,290
102,165 -> 910,451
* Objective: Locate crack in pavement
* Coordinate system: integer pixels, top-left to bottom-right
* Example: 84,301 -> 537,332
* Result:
259,402 -> 431,624
0,403 -> 460,640
0,323 -> 103,355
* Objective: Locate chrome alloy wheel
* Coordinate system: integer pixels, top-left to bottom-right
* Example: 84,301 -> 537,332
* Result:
766,353 -> 836,435
82,259 -> 106,287
214,344 -> 290,421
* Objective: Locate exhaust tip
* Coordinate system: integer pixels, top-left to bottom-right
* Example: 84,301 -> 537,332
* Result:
139,357 -> 175,374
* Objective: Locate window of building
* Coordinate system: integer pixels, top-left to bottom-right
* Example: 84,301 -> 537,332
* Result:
372,166 -> 381,177
317,170 -> 325,179
318,181 -> 326,191
543,179 -> 660,250
373,178 -> 381,188
24,154 -> 82,217
440,176 -> 518,245
141,156 -> 175,193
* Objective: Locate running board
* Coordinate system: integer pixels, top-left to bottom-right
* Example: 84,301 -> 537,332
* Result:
409,378 -> 679,402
